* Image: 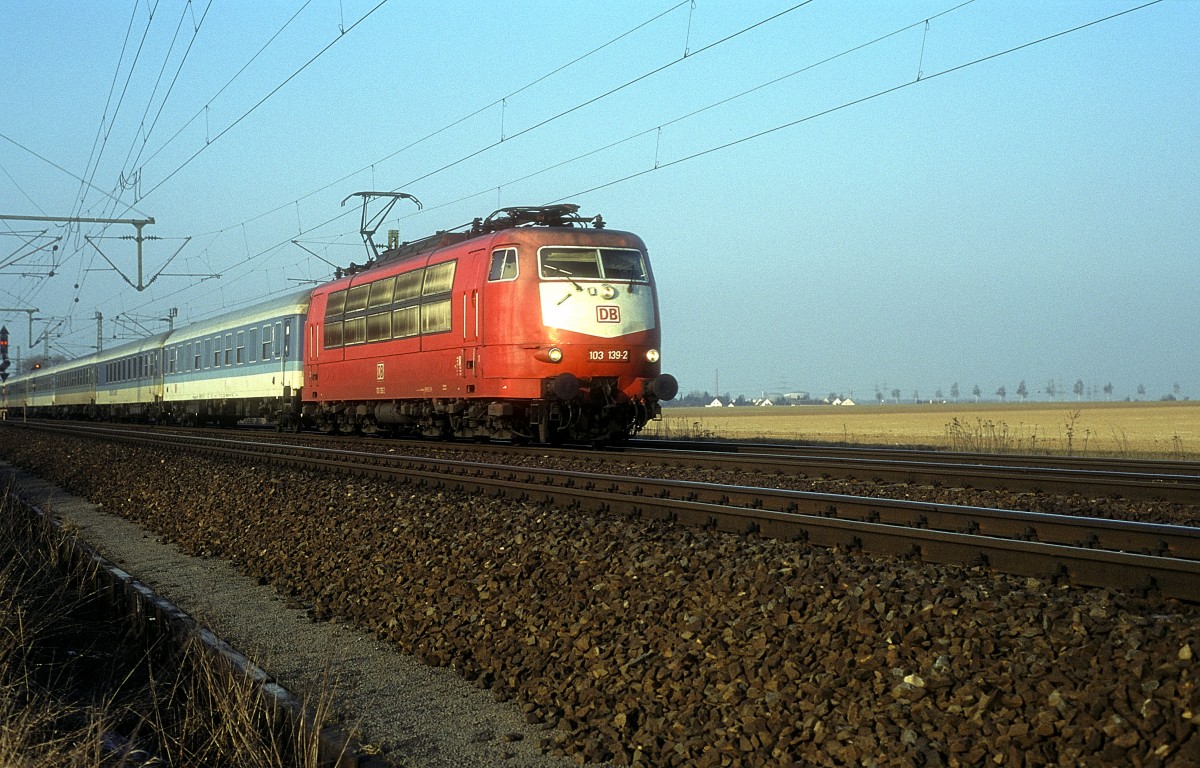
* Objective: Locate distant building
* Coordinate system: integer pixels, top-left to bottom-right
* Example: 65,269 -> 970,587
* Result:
706,398 -> 724,408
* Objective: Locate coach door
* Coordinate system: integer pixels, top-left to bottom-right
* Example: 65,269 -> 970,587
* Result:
458,248 -> 486,383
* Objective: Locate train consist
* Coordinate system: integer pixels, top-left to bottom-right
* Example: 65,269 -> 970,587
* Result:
1,205 -> 677,444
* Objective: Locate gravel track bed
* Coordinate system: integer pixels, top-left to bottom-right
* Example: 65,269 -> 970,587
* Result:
2,430 -> 1198,767
106,428 -> 1200,527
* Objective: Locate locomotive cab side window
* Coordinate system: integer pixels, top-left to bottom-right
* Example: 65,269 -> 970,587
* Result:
488,248 -> 518,281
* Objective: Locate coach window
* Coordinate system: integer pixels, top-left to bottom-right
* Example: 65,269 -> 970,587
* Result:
368,277 -> 395,309
488,248 -> 518,281
366,312 -> 391,342
423,261 -> 456,295
236,331 -> 245,364
391,306 -> 418,339
345,284 -> 370,314
167,347 -> 176,374
224,333 -> 233,365
325,290 -> 346,319
421,300 -> 452,334
203,339 -> 212,369
248,328 -> 258,362
343,317 -> 366,345
394,270 -> 422,302
324,320 -> 344,348
262,325 -> 273,359
274,322 -> 282,358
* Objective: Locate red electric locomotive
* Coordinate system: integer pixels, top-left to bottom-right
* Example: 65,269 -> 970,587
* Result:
302,205 -> 677,444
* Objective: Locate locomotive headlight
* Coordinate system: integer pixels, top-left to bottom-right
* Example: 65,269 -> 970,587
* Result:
534,347 -> 564,363
600,284 -> 618,300
645,349 -> 660,363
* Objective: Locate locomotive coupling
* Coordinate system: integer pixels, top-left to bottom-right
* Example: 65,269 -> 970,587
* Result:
646,373 -> 679,402
544,372 -> 581,401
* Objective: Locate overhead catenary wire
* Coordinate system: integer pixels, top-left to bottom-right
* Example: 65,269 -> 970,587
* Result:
103,0 -> 1163,334
6,0 -> 1172,353
555,0 -> 1166,202
138,0 -> 820,311
128,0 -> 392,211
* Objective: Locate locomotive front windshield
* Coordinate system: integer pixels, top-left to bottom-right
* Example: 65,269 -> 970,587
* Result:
539,247 -> 647,282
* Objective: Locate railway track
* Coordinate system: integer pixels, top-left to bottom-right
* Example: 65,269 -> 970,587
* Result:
630,437 -> 1200,476
73,420 -> 1200,504
10,421 -> 1199,602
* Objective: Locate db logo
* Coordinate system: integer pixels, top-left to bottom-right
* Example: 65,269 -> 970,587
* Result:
596,305 -> 621,323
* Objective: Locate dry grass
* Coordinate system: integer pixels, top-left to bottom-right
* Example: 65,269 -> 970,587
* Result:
649,400 -> 1200,458
0,486 -> 342,768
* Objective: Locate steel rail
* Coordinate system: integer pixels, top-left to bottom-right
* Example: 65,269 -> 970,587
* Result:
10,422 -> 1199,602
630,437 -> 1200,476
619,444 -> 1200,504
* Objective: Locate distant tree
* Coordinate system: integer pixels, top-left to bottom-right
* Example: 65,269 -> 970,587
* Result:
935,388 -> 944,402
1175,383 -> 1182,397
912,389 -> 920,403
1137,384 -> 1146,399
996,385 -> 1006,401
1103,382 -> 1113,400
672,390 -> 714,407
891,388 -> 901,403
875,390 -> 884,405
1017,380 -> 1027,401
1046,380 -> 1057,400
734,394 -> 748,406
972,384 -> 981,402
1073,379 -> 1084,400
950,382 -> 959,402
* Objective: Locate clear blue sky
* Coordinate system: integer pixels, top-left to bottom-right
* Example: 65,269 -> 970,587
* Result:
2,1 -> 1196,402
